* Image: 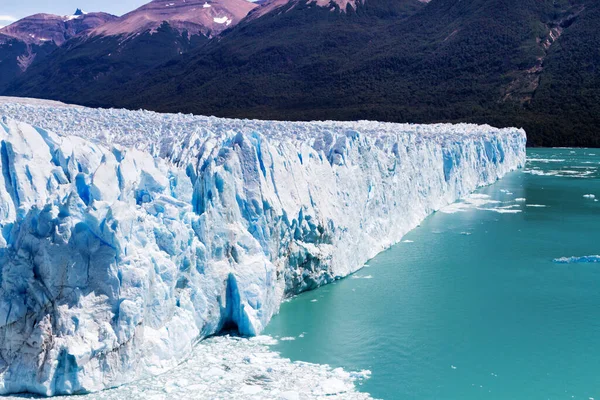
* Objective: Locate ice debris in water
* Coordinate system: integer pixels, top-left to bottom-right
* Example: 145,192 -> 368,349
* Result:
3,336 -> 372,400
526,158 -> 565,163
441,192 -> 528,214
523,169 -> 597,178
553,256 -> 600,264
583,194 -> 596,199
351,275 -> 373,279
440,193 -> 498,213
0,100 -> 525,395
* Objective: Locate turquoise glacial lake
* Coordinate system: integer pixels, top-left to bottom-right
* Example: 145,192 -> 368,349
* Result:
264,148 -> 600,400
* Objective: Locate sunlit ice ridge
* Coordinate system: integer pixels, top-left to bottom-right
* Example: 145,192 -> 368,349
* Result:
0,98 -> 525,396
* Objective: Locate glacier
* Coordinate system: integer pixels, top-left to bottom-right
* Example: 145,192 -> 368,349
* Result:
0,100 -> 526,396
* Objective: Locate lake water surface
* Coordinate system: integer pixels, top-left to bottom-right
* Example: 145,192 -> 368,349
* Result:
264,148 -> 600,400
9,149 -> 599,400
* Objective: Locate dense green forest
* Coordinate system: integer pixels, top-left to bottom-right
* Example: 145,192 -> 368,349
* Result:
4,23 -> 208,105
5,0 -> 599,147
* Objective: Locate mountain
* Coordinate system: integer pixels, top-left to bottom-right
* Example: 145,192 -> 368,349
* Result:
4,0 -> 426,108
0,10 -> 116,46
3,0 -> 600,147
0,11 -> 117,91
93,0 -> 257,38
2,0 -> 258,103
523,1 -> 600,146
106,0 -> 596,147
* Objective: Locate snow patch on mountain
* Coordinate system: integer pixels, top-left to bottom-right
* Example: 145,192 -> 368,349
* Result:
0,12 -> 117,46
92,0 -> 256,38
64,10 -> 88,22
0,101 -> 525,395
213,16 -> 232,24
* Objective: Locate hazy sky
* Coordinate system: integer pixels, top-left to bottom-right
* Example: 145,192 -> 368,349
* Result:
1,0 -> 149,25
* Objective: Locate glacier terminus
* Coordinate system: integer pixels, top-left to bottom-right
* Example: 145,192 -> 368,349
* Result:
0,100 -> 526,396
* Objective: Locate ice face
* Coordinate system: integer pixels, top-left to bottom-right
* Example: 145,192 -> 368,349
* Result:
0,103 -> 526,395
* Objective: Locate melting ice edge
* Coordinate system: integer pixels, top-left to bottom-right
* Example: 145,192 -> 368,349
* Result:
0,101 -> 526,396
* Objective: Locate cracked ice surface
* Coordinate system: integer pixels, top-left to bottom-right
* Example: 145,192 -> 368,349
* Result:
7,336 -> 372,400
0,100 -> 526,395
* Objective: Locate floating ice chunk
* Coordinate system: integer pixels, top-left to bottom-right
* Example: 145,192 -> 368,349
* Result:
477,208 -> 522,214
524,168 -> 596,178
439,203 -> 471,214
583,194 -> 596,199
527,158 -> 565,163
523,169 -> 547,176
515,198 -> 526,202
553,255 -> 600,264
440,193 -> 502,214
526,204 -> 547,208
280,337 -> 296,341
321,377 -> 349,395
402,239 -> 414,243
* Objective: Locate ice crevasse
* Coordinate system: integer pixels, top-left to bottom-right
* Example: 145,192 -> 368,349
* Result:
0,103 -> 526,395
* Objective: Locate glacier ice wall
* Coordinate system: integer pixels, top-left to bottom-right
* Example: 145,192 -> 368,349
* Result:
0,103 -> 526,395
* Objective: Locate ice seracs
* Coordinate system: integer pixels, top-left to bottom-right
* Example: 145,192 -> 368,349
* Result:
0,100 -> 526,395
